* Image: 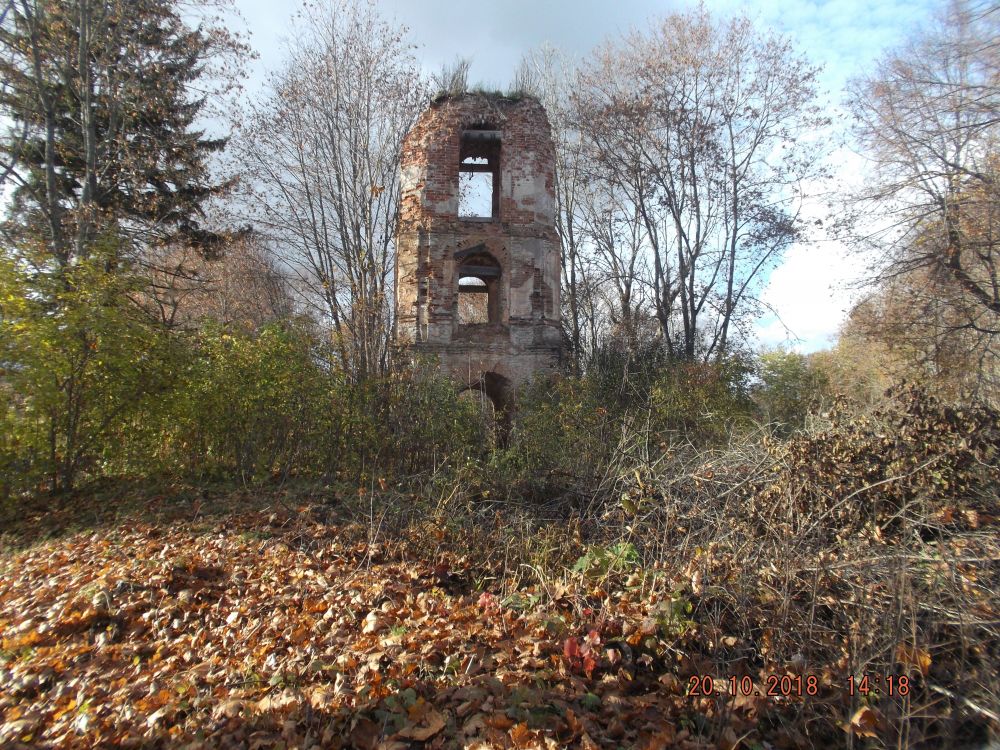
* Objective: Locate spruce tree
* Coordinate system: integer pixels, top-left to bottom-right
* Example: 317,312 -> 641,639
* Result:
0,0 -> 246,492
0,0 -> 246,264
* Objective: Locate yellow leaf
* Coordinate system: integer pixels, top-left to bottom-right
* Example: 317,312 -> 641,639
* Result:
895,643 -> 931,676
847,706 -> 882,738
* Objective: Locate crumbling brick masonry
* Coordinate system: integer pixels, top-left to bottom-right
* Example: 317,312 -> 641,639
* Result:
394,94 -> 562,413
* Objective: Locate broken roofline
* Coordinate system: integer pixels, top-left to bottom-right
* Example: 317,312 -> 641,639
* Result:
430,90 -> 541,106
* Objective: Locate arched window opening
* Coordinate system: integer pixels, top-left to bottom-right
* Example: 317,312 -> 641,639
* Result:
456,252 -> 500,326
458,276 -> 489,324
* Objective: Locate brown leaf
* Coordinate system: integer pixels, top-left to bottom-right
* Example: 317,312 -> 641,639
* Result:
636,725 -> 676,750
658,673 -> 682,693
563,637 -> 580,660
310,686 -> 334,709
461,713 -> 488,737
563,708 -> 583,739
395,709 -> 446,741
731,688 -> 764,717
607,718 -> 625,740
255,688 -> 301,713
510,722 -> 534,748
847,707 -> 882,738
717,725 -> 740,750
487,713 -> 515,730
213,699 -> 246,719
638,617 -> 659,636
350,716 -> 381,750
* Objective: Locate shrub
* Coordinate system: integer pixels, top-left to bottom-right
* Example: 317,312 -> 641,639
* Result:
755,349 -> 830,434
0,243 -> 180,494
752,385 -> 1000,538
142,330 -> 489,484
171,322 -> 335,481
584,342 -> 670,417
339,363 -> 491,480
649,354 -> 756,444
491,375 -> 614,502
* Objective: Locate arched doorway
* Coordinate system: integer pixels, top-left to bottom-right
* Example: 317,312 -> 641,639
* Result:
458,371 -> 512,446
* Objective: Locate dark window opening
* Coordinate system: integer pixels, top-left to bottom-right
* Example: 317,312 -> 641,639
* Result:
459,129 -> 500,219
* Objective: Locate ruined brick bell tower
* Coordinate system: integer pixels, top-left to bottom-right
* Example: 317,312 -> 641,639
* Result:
394,94 -> 562,414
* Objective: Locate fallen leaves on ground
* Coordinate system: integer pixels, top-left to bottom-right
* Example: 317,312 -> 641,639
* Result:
0,505 -> 879,748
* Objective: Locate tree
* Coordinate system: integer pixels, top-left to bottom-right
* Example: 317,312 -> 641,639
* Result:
809,323 -> 897,405
755,349 -> 829,433
0,0 -> 246,265
140,234 -> 295,331
515,47 -> 590,373
574,7 -> 827,361
839,268 -> 1000,400
233,0 -> 426,380
0,238 -> 185,493
0,0 -> 246,492
846,0 -> 1000,397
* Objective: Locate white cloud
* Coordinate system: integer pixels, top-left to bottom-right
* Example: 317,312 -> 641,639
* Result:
755,239 -> 865,353
754,144 -> 873,353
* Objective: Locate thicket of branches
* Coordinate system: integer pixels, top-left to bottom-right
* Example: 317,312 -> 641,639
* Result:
231,0 -> 426,379
841,0 -> 1000,398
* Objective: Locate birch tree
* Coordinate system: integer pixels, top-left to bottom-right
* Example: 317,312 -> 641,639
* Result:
234,0 -> 426,379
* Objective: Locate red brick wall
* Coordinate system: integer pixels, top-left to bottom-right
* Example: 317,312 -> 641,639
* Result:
394,94 -> 562,408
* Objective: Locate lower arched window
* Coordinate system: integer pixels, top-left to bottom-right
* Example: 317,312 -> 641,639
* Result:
456,254 -> 500,325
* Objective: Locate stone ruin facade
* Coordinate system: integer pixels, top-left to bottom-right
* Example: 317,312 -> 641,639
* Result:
394,94 -> 562,414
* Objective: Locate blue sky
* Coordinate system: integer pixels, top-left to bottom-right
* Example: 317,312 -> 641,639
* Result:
232,0 -> 941,352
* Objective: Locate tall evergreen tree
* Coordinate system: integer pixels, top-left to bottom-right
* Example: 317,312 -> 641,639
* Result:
0,0 -> 247,492
0,0 -> 246,265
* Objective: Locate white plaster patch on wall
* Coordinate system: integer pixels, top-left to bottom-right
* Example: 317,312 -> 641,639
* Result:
509,278 -> 534,317
511,174 -> 548,208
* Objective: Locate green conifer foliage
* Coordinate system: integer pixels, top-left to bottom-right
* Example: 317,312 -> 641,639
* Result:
0,0 -> 247,263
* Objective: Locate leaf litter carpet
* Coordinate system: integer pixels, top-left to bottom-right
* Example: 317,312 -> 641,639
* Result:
1,507 -> 810,749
